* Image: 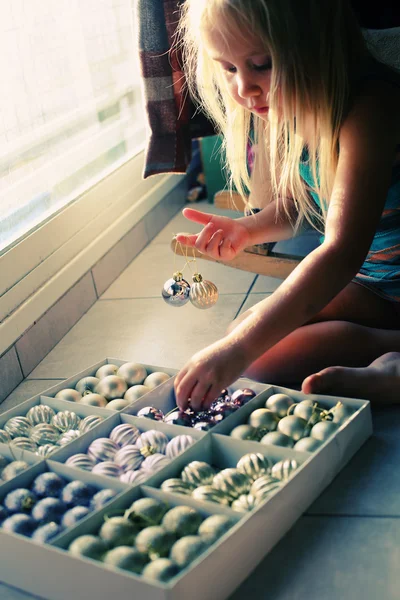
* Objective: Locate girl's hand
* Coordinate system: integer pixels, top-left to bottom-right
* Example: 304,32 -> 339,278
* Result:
175,207 -> 252,261
174,339 -> 248,412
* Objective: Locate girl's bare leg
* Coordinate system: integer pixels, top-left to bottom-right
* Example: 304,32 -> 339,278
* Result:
231,282 -> 400,400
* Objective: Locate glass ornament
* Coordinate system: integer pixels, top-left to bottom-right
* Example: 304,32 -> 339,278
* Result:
78,415 -> 105,434
117,362 -> 147,386
4,417 -> 32,439
87,438 -> 119,463
55,388 -> 82,402
58,429 -> 81,446
162,272 -> 191,307
36,444 -> 58,458
95,364 -> 119,378
30,424 -> 60,446
10,437 -> 38,452
52,411 -> 81,432
189,273 -> 218,309
75,376 -> 100,395
26,405 -> 56,426
95,376 -> 128,401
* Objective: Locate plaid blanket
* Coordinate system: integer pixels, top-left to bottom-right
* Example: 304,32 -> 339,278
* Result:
136,0 -> 215,178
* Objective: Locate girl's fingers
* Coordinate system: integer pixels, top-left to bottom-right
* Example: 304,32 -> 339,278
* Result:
195,222 -> 217,253
205,229 -> 225,257
219,238 -> 234,260
188,380 -> 213,412
174,233 -> 197,247
182,207 -> 213,226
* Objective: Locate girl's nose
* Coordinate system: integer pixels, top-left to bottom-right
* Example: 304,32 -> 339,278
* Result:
237,75 -> 260,99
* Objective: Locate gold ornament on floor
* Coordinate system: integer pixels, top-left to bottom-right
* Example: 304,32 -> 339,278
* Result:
162,237 -> 219,309
189,273 -> 219,309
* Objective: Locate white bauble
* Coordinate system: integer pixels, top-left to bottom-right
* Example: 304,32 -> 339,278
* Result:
277,415 -> 308,442
124,385 -> 151,403
117,362 -> 147,386
293,437 -> 322,452
95,364 -> 119,378
260,431 -> 294,448
95,376 -> 128,401
106,399 -> 130,411
75,376 -> 100,395
78,393 -> 108,408
55,388 -> 82,403
109,424 -> 140,447
310,421 -> 338,442
265,393 -> 294,418
143,371 -> 170,390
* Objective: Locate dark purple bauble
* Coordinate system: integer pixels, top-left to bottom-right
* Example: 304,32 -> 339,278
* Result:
0,505 -> 9,524
211,402 -> 238,419
2,513 -> 37,537
32,522 -> 63,543
164,411 -> 193,427
190,410 -> 212,424
231,388 -> 256,407
136,406 -> 165,421
90,488 -> 118,511
4,488 -> 37,514
61,481 -> 96,507
193,420 -> 215,432
214,388 -> 231,403
31,472 -> 66,498
32,498 -> 66,524
61,506 -> 90,528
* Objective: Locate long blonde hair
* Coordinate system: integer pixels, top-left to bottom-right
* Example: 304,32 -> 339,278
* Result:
177,0 -> 368,232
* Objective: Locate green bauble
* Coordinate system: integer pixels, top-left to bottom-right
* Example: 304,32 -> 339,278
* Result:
198,515 -> 234,543
135,526 -> 176,560
99,517 -> 138,548
236,453 -> 272,482
103,546 -> 148,574
142,558 -> 179,582
69,535 -> 107,560
169,535 -> 206,568
162,506 -> 202,538
181,461 -> 215,487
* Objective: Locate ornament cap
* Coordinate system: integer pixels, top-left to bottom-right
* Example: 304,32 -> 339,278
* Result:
173,271 -> 184,282
193,273 -> 203,283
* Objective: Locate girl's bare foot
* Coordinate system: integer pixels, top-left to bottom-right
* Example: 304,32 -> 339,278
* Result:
301,352 -> 400,403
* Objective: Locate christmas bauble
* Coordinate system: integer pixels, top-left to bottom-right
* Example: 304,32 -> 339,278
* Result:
293,400 -> 315,421
293,437 -> 322,452
143,372 -> 171,390
119,469 -> 147,485
92,461 -> 123,478
26,405 -> 56,426
117,362 -> 147,386
78,393 -> 108,408
0,429 -> 11,443
114,445 -> 144,471
66,454 -> 95,471
106,399 -> 130,411
36,444 -> 58,458
265,393 -> 294,417
277,415 -> 308,441
189,273 -> 218,309
109,423 -> 141,447
55,388 -> 82,403
30,424 -> 60,446
141,454 -> 171,473
271,459 -> 298,481
95,376 -> 128,401
10,437 -> 37,452
310,421 -> 337,442
87,438 -> 119,463
260,431 -> 294,448
165,435 -> 195,459
124,385 -> 151,403
52,411 -> 81,432
162,272 -> 191,307
78,415 -> 105,433
58,429 -> 81,446
236,452 -> 272,482
4,417 -> 32,439
75,376 -> 100,395
137,430 -> 169,456
95,364 -> 119,378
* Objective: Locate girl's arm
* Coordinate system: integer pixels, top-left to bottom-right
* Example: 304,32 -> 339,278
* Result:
229,81 -> 400,364
175,80 -> 400,408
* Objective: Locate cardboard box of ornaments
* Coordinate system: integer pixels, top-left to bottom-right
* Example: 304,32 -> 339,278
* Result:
0,357 -> 373,600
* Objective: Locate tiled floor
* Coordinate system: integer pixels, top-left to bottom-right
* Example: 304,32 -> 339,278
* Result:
1,200 -> 398,600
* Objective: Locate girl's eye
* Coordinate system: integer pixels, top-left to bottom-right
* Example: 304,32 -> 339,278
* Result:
253,61 -> 272,72
225,66 -> 237,73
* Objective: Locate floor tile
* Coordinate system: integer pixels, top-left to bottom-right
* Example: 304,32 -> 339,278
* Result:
230,516 -> 400,600
28,294 -> 245,379
0,380 -> 62,414
102,242 -> 256,299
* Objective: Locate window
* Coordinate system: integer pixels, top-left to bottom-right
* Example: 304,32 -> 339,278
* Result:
0,0 -> 146,254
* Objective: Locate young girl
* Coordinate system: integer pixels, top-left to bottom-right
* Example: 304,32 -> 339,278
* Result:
173,0 -> 400,411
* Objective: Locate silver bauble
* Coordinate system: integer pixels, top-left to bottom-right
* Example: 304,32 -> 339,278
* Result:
75,376 -> 100,395
117,362 -> 147,386
78,393 -> 108,408
95,364 -> 119,378
58,429 -> 81,446
30,423 -> 60,446
109,423 -> 140,447
0,429 -> 11,443
10,437 -> 38,452
52,410 -> 81,432
271,459 -> 298,481
162,271 -> 191,307
124,384 -> 151,403
55,388 -> 82,403
4,416 -> 32,439
87,438 -> 119,463
92,461 -> 123,478
95,376 -> 128,401
36,444 -> 58,458
66,453 -> 95,471
78,415 -> 105,433
189,273 -> 218,309
26,405 -> 56,426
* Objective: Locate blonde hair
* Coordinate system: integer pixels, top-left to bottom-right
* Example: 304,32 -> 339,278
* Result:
177,0 -> 368,232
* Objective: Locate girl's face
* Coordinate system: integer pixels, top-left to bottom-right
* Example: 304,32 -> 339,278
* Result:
204,27 -> 272,120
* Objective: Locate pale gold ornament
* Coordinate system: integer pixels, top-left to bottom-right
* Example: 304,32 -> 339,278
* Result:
189,273 -> 218,309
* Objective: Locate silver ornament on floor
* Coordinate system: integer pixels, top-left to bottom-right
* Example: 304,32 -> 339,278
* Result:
189,273 -> 218,309
162,272 -> 191,307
